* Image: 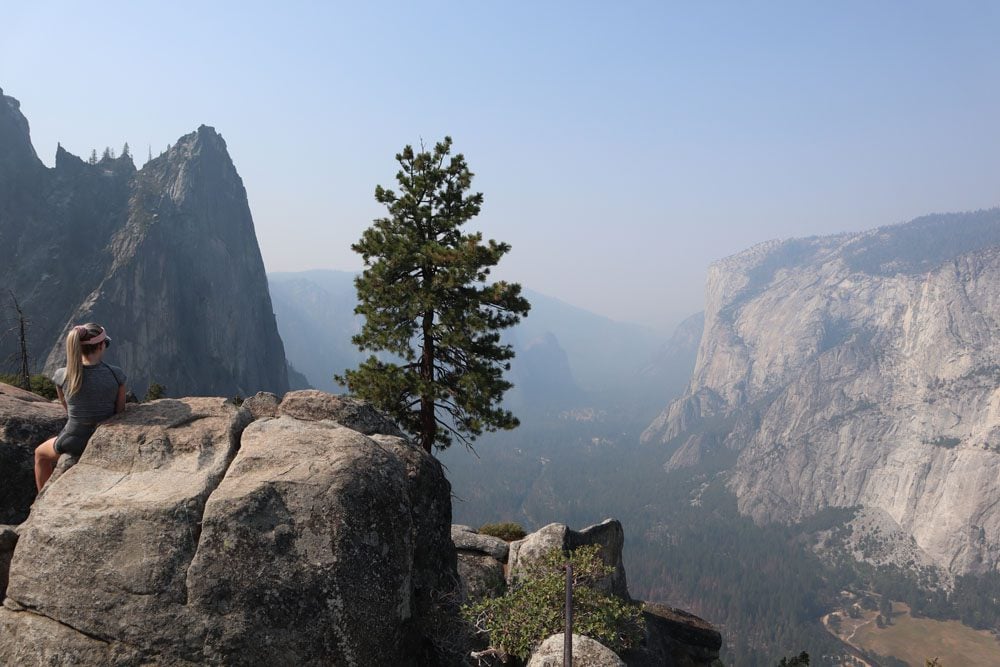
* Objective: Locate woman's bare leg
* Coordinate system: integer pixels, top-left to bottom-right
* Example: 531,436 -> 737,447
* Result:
34,437 -> 59,491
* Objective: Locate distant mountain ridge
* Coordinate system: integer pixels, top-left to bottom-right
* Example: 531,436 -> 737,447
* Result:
0,87 -> 288,397
268,270 -> 673,412
644,209 -> 1000,575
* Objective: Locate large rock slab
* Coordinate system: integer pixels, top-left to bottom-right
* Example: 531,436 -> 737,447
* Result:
451,524 -> 510,561
2,398 -> 247,663
0,382 -> 65,523
0,393 -> 457,665
508,519 -> 629,600
621,603 -> 723,667
279,389 -> 404,436
0,605 -> 148,666
186,419 -> 453,665
527,633 -> 625,666
456,551 -> 506,603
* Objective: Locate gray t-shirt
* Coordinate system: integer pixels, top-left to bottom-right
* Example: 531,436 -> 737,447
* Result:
53,363 -> 126,423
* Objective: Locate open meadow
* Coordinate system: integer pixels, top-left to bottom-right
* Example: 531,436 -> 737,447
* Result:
839,603 -> 1000,667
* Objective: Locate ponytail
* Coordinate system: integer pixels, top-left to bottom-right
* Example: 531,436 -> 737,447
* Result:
64,323 -> 107,397
65,328 -> 84,397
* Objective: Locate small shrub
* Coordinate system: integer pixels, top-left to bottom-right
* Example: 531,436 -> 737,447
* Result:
144,382 -> 166,401
463,544 -> 644,662
0,373 -> 58,400
478,522 -> 527,542
29,374 -> 58,400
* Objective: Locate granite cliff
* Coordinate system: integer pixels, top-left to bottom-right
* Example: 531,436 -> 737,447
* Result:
0,87 -> 288,397
643,210 -> 1000,576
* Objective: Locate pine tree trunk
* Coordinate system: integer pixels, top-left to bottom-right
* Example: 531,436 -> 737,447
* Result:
420,309 -> 436,454
10,291 -> 30,391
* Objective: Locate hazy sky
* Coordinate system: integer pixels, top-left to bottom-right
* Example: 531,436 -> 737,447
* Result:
3,2 -> 999,332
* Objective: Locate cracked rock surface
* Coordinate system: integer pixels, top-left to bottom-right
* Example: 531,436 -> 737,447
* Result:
0,393 -> 456,666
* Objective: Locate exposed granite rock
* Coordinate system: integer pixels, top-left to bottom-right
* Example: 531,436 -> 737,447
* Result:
0,392 -> 457,666
451,525 -> 510,561
0,383 -> 65,524
3,398 -> 247,664
366,432 -> 460,661
508,519 -> 629,600
0,88 -> 288,399
528,633 -> 625,666
456,551 -> 507,603
0,605 -> 152,666
622,603 -> 724,667
280,389 -> 404,436
187,418 -> 445,664
643,210 -> 1000,575
241,390 -> 280,419
451,523 -> 510,602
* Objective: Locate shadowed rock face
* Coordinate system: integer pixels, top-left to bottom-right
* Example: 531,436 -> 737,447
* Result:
644,210 -> 1000,575
0,383 -> 65,523
0,88 -> 288,398
0,390 -> 457,666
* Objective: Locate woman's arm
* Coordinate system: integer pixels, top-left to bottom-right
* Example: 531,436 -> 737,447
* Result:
56,386 -> 67,413
115,384 -> 126,414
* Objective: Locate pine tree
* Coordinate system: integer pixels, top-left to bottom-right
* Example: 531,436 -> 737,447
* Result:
338,136 -> 530,454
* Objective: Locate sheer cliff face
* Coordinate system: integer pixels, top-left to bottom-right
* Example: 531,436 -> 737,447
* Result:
643,211 -> 1000,575
0,89 -> 288,397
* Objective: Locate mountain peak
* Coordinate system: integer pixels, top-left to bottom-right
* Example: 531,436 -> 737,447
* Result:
139,124 -> 243,208
170,124 -> 229,160
0,88 -> 42,175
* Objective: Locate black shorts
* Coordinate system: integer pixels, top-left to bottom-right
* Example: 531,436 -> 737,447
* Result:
54,422 -> 98,457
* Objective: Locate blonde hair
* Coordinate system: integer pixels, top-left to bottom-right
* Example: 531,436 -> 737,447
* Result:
64,323 -> 106,397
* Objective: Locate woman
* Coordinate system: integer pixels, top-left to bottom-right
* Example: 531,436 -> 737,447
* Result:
34,323 -> 127,490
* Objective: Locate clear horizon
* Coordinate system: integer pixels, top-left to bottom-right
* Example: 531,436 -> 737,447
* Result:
3,1 -> 999,333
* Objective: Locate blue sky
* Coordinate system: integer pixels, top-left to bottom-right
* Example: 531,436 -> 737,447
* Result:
3,2 -> 999,331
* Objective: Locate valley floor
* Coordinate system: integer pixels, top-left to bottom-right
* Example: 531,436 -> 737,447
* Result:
824,602 -> 1000,667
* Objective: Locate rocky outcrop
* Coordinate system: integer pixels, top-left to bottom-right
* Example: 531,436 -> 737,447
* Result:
527,633 -> 625,666
508,519 -> 629,600
643,210 -> 1000,575
458,519 -> 722,667
452,525 -> 508,603
0,390 -> 457,666
0,383 -> 65,523
452,524 -> 510,561
277,389 -> 404,436
623,604 -> 724,667
0,88 -> 288,398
